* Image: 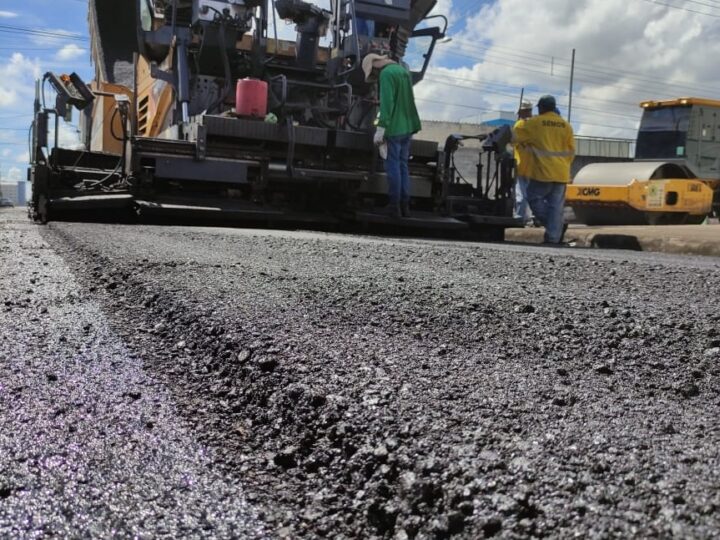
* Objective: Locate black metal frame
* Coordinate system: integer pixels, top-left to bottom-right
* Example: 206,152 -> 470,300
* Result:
441,128 -> 520,227
28,1 -> 518,234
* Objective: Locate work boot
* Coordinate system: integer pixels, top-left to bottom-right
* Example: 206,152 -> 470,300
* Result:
385,202 -> 401,219
560,222 -> 569,242
400,200 -> 411,218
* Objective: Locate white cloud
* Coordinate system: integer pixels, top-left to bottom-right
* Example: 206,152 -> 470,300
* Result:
58,122 -> 83,149
429,0 -> 455,24
1,0 -> 718,147
29,28 -> 84,47
0,11 -> 18,18
415,0 -> 720,138
56,44 -> 86,62
0,46 -> 92,154
0,86 -> 19,108
0,53 -> 41,109
7,167 -> 22,182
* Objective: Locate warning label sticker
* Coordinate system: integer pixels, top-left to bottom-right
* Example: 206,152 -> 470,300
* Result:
647,181 -> 666,209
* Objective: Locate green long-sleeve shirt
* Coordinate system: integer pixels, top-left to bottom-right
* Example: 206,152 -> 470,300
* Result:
377,63 -> 422,138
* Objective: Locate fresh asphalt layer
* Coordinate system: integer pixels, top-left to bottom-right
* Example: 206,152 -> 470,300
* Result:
1,207 -> 720,538
0,210 -> 263,538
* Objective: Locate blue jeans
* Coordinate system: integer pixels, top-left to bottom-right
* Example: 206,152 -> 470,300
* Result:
527,180 -> 566,243
385,135 -> 412,204
515,176 -> 531,221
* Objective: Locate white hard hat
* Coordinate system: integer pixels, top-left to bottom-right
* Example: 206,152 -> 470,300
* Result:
362,53 -> 389,82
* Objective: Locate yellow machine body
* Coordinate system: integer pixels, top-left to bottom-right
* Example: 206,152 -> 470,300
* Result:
570,178 -> 713,212
567,98 -> 720,225
86,81 -> 133,155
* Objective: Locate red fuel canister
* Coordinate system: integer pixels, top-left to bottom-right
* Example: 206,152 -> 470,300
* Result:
235,78 -> 268,118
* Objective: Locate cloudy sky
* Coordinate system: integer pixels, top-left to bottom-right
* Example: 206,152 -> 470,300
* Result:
1,0 -> 719,184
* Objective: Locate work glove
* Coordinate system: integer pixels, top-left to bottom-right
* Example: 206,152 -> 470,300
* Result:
373,126 -> 385,146
378,141 -> 388,160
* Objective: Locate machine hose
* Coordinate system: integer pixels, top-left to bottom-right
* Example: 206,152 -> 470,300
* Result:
85,102 -> 129,190
207,24 -> 232,114
109,107 -> 126,141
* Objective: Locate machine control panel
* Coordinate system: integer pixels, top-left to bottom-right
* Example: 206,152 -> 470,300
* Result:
46,72 -> 95,111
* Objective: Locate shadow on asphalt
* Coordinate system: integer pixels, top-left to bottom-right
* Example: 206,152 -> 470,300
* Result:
589,234 -> 643,251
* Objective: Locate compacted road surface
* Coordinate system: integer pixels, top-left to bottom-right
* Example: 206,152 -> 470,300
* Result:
0,210 -> 261,538
2,207 -> 720,538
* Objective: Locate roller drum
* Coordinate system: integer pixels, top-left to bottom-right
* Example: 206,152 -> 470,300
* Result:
570,161 -> 698,226
573,161 -> 693,186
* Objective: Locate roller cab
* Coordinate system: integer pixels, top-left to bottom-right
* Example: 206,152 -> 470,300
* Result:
568,98 -> 720,225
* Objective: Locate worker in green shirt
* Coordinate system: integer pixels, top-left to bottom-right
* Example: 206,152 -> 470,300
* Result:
362,53 -> 422,218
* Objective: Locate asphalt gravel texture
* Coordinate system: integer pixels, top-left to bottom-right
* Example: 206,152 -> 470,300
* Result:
2,206 -> 720,538
0,210 -> 262,538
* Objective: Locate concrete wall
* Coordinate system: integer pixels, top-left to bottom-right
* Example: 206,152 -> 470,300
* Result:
418,121 -> 496,149
575,136 -> 634,159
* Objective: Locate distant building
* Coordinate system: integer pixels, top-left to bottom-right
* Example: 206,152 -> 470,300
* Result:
0,182 -> 27,205
572,136 -> 634,178
478,111 -> 517,128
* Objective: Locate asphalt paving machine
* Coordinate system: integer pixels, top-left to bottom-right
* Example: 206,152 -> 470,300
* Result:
567,98 -> 720,225
28,0 -> 518,237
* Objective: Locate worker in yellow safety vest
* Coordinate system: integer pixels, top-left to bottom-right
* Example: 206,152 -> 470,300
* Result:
513,95 -> 575,244
513,101 -> 534,224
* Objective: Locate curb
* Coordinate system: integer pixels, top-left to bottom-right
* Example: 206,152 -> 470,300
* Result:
505,227 -> 720,257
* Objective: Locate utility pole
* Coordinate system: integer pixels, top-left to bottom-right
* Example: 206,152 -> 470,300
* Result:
518,88 -> 525,112
568,48 -> 576,122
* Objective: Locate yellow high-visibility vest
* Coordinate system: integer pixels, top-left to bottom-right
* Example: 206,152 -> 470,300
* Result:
513,119 -> 532,178
513,112 -> 575,183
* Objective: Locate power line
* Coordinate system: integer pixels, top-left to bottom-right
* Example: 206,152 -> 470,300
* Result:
415,98 -> 639,132
0,47 -> 88,51
422,74 -> 642,120
640,0 -> 720,10
444,39 -> 720,100
683,0 -> 720,10
420,75 -> 645,129
637,0 -> 720,17
444,5 -> 720,94
451,0 -> 720,23
430,51 -> 654,108
424,65 -> 641,110
0,25 -> 88,42
427,66 -> 652,111
436,44 -> 720,109
450,38 -> 720,98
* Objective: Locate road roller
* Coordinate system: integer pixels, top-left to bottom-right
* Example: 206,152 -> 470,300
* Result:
567,98 -> 720,225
